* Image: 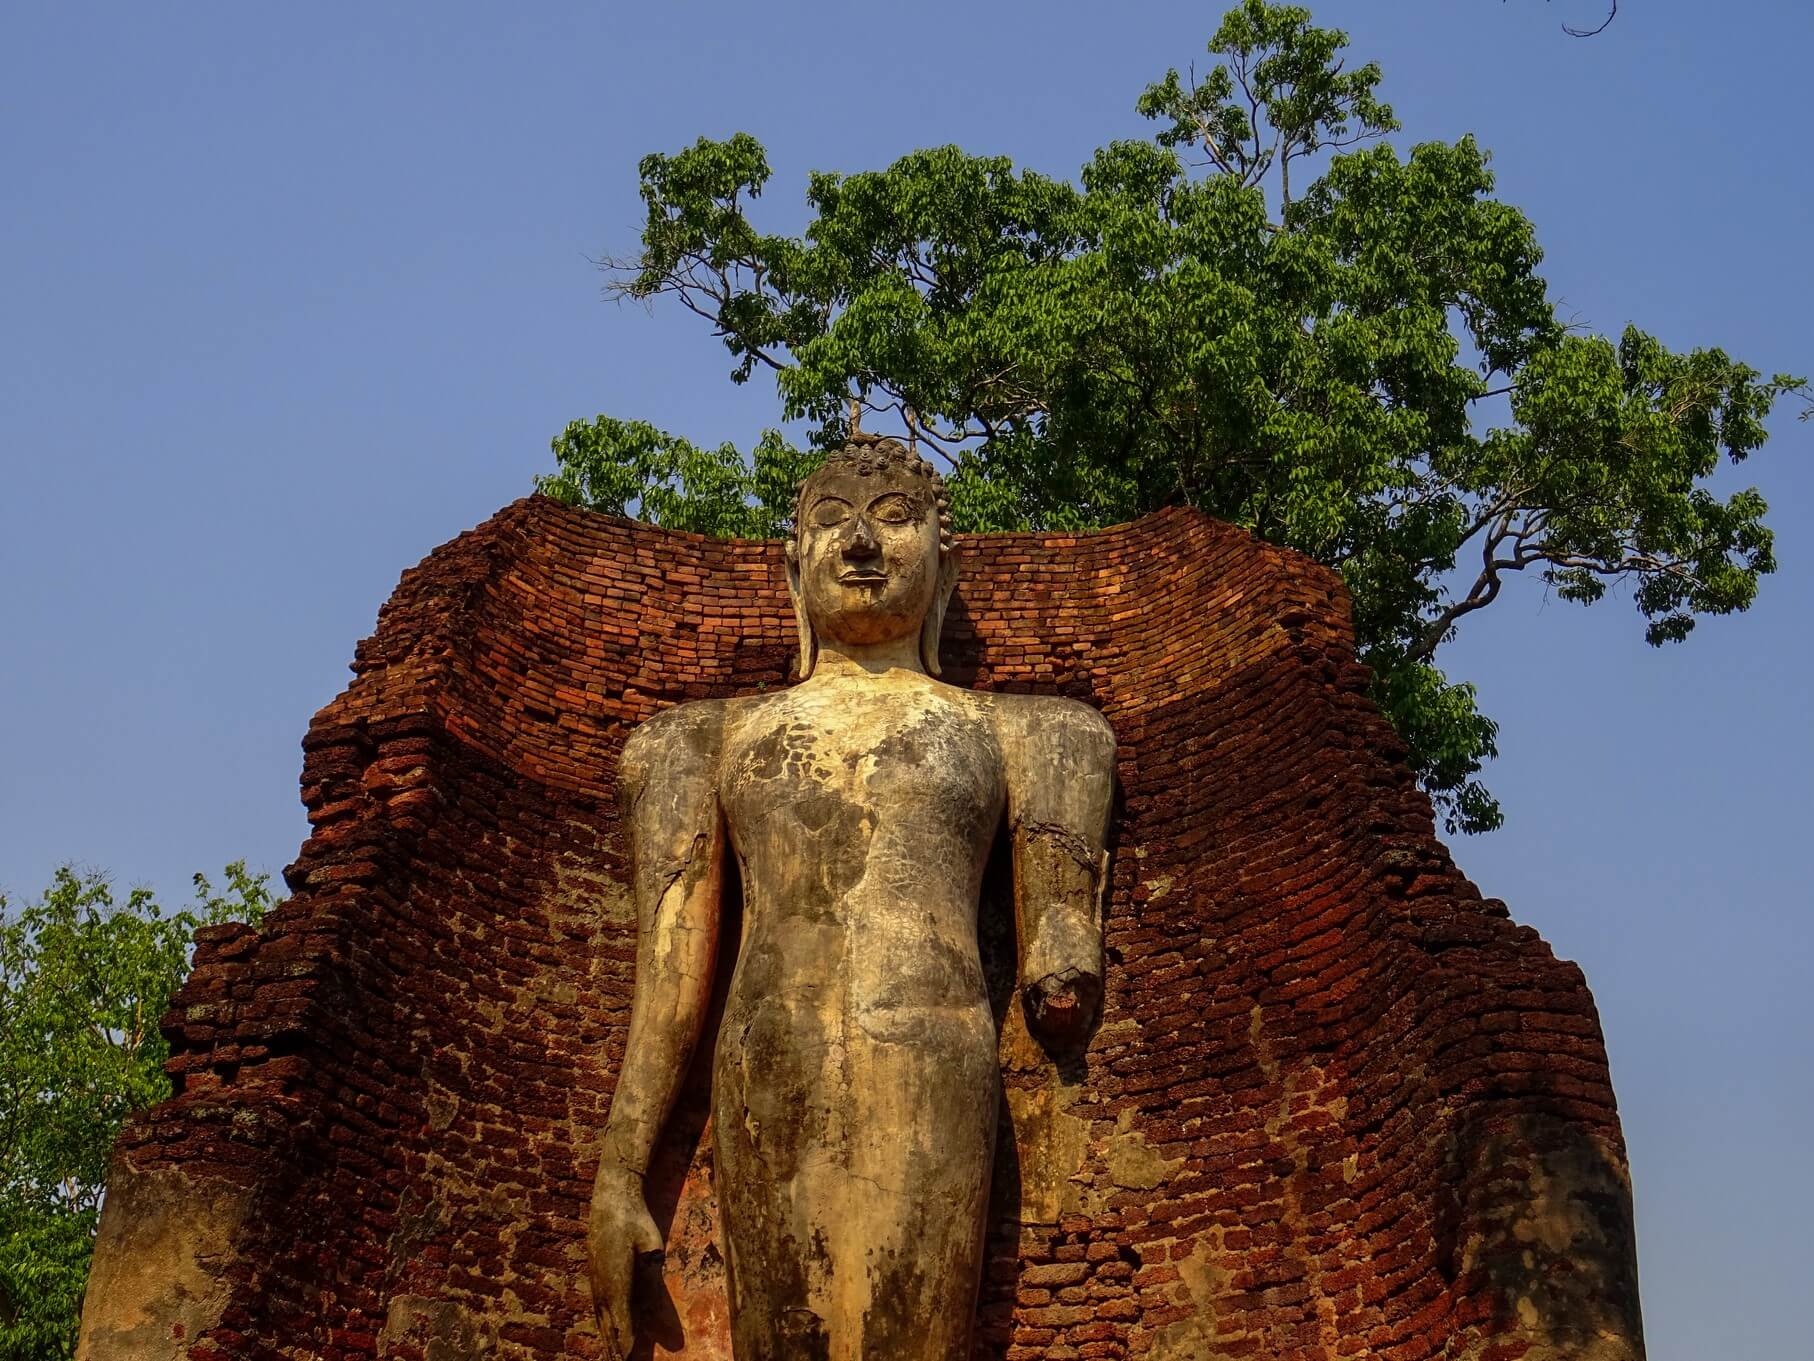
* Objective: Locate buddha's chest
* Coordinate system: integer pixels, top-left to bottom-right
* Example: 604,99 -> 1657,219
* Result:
720,687 -> 1006,847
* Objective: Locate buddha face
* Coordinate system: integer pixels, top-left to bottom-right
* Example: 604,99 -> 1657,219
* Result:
790,464 -> 943,651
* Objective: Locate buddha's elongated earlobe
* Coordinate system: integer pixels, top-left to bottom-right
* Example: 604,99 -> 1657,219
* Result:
920,543 -> 958,677
786,538 -> 817,679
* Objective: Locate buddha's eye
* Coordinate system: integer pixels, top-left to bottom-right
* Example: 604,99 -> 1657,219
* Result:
868,494 -> 917,524
811,498 -> 852,528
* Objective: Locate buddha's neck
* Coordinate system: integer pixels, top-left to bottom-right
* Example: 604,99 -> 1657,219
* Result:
810,637 -> 926,680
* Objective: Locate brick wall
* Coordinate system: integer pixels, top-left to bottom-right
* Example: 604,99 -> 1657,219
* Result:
95,497 -> 1644,1360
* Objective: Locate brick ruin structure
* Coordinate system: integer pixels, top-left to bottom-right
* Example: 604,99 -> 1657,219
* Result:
78,498 -> 1645,1361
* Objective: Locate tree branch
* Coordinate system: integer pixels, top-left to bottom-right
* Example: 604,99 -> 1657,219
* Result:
1562,1 -> 1617,38
869,399 -> 967,470
1232,53 -> 1272,186
1413,501 -> 1721,664
1409,510 -> 1516,661
1180,65 -> 1240,180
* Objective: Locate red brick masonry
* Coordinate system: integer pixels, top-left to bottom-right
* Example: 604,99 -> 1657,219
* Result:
101,498 -> 1643,1360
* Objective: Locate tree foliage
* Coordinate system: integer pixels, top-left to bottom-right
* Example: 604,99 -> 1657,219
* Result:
539,419 -> 814,539
541,0 -> 1802,833
0,865 -> 276,1360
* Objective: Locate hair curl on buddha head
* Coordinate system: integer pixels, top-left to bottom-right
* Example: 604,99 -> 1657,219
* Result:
785,433 -> 960,680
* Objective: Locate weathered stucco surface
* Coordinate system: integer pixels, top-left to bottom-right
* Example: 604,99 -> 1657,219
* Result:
80,497 -> 1644,1360
75,1166 -> 249,1360
601,679 -> 1113,1359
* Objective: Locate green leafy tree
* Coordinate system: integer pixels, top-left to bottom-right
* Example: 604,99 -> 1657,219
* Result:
0,864 -> 276,1360
540,0 -> 1803,833
538,420 -> 816,539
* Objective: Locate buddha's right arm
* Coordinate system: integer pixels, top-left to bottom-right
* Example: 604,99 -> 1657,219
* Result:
598,704 -> 727,1177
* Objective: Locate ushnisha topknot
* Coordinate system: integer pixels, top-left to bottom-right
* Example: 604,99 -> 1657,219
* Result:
792,433 -> 954,557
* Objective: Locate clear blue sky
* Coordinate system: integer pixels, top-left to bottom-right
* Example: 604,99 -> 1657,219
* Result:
2,3 -> 1808,1353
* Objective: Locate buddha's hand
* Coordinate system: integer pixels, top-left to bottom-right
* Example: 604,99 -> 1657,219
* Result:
587,1160 -> 662,1360
1023,965 -> 1104,1050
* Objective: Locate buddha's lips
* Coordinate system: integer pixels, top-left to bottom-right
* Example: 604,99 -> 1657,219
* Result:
838,571 -> 887,584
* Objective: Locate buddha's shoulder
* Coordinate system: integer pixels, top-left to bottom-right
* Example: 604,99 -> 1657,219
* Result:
977,691 -> 1117,756
619,696 -> 733,775
621,692 -> 816,790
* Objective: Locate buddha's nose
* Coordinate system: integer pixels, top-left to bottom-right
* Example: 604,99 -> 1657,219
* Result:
841,516 -> 880,561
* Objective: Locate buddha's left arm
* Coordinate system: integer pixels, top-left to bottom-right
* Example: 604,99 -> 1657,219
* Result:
1003,698 -> 1117,1048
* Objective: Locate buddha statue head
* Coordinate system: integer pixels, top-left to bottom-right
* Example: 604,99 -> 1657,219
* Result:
785,435 -> 958,678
